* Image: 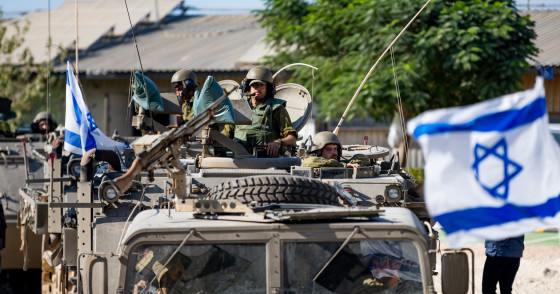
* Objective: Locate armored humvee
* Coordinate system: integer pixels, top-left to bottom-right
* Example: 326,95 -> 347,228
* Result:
17,79 -> 473,294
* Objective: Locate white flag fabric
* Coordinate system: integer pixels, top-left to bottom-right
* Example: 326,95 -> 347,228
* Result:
64,61 -> 127,155
407,77 -> 560,248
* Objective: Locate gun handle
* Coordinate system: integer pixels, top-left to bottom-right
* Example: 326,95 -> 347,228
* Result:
114,159 -> 143,193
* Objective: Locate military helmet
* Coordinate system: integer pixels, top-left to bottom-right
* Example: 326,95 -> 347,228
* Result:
245,66 -> 274,84
242,66 -> 275,96
33,111 -> 58,125
31,111 -> 58,133
171,69 -> 199,89
310,131 -> 341,153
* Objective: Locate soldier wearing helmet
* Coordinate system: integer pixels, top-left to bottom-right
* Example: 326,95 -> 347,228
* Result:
31,111 -> 58,133
232,66 -> 297,157
301,131 -> 365,168
171,69 -> 199,126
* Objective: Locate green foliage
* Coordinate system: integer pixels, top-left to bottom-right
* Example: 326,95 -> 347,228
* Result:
404,167 -> 424,184
0,10 -> 65,129
255,0 -> 537,122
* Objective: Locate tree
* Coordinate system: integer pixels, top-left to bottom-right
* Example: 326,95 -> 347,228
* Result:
0,10 -> 65,129
255,0 -> 537,123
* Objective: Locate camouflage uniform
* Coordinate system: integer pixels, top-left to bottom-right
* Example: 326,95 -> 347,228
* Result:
301,154 -> 369,168
231,95 -> 297,152
181,96 -> 195,122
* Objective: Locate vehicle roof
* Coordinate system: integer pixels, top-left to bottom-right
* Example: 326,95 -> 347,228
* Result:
121,206 -> 427,245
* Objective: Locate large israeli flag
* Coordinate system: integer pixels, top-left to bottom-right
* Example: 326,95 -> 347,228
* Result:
407,77 -> 560,248
64,61 -> 127,155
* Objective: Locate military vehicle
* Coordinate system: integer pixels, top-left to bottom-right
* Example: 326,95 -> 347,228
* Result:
0,105 -> 65,293
16,78 -> 473,294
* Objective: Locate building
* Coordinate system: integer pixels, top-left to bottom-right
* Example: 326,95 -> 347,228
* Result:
4,1 -> 560,147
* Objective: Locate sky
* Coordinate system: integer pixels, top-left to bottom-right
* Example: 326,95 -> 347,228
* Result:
0,0 -> 266,19
2,0 -> 560,19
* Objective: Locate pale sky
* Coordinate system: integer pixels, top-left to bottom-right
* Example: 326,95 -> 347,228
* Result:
0,0 -> 266,19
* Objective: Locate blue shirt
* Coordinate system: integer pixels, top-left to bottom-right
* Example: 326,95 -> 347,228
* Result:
485,235 -> 524,258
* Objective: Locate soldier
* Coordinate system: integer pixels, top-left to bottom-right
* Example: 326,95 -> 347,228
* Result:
151,254 -> 189,294
171,69 -> 199,126
30,111 -> 58,134
301,131 -> 368,168
170,70 -> 235,140
231,66 -> 297,157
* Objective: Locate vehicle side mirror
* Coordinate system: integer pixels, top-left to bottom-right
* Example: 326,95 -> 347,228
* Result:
83,255 -> 108,294
441,248 -> 474,294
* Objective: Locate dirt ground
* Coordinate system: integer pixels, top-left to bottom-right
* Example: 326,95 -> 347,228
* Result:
434,242 -> 560,294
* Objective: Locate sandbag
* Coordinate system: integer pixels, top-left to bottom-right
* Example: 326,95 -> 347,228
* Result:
193,76 -> 235,124
131,71 -> 164,111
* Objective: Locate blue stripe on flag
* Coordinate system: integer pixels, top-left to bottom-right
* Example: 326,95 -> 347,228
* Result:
436,194 -> 560,235
413,97 -> 547,138
72,92 -> 82,126
85,129 -> 97,150
64,129 -> 82,149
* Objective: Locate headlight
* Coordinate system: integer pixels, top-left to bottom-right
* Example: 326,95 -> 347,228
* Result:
385,186 -> 402,203
72,164 -> 81,176
99,180 -> 120,203
67,159 -> 82,179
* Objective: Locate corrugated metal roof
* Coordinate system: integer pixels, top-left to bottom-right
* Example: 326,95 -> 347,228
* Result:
523,10 -> 560,67
3,0 -> 182,64
57,14 -> 269,74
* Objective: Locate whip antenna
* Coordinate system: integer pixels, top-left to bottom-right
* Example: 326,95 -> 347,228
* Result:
333,0 -> 431,135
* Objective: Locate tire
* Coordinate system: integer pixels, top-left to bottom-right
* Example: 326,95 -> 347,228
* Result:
208,175 -> 340,206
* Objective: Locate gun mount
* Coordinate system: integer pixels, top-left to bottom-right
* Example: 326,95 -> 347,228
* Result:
114,91 -> 232,199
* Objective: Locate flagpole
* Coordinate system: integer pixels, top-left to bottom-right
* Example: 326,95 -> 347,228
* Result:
47,0 -> 51,129
74,0 -> 79,76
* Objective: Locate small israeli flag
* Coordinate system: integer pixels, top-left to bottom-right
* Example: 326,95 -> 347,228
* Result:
408,77 -> 560,248
64,61 -> 127,155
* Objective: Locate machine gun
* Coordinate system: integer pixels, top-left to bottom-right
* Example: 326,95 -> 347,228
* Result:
113,89 -> 234,198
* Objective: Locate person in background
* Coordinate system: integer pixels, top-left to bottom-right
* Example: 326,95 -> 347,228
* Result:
170,69 -> 234,140
30,111 -> 58,134
230,66 -> 297,157
482,235 -> 525,294
301,131 -> 368,168
171,69 -> 199,126
151,254 -> 189,294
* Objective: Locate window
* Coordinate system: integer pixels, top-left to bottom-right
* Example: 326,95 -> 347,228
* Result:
127,243 -> 266,293
283,240 -> 423,294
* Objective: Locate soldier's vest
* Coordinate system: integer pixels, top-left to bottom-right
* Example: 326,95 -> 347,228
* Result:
234,97 -> 286,152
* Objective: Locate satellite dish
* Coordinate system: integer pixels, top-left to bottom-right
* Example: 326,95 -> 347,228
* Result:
218,80 -> 243,100
275,83 -> 312,132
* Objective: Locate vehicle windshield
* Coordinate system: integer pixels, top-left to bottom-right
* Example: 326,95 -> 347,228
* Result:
284,240 -> 423,294
126,243 -> 266,294
125,239 -> 423,293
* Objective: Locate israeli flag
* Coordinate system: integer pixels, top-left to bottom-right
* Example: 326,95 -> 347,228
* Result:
64,61 -> 127,155
407,77 -> 560,248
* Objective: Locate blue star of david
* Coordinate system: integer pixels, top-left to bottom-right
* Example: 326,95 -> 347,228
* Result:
471,138 -> 522,200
